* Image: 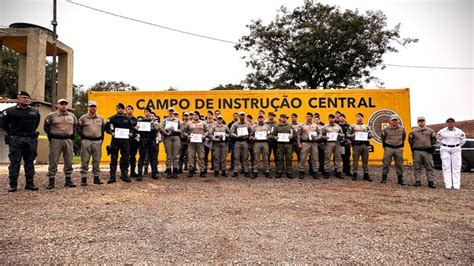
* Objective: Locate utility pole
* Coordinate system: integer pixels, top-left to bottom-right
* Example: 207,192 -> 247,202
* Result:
51,0 -> 58,110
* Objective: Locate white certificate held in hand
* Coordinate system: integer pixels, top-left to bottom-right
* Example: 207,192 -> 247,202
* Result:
165,121 -> 178,131
327,132 -> 338,141
190,133 -> 203,143
355,132 -> 369,141
214,132 -> 226,141
255,131 -> 268,140
137,121 -> 151,132
237,127 -> 249,136
277,133 -> 290,142
115,128 -> 130,139
309,132 -> 318,140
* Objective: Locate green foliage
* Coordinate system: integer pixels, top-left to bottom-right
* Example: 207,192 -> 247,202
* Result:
89,80 -> 138,91
235,1 -> 418,89
0,47 -> 19,99
211,83 -> 245,90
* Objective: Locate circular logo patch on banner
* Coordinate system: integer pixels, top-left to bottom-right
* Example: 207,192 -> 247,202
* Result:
368,109 -> 403,145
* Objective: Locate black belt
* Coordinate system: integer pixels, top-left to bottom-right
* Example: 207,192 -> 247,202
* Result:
49,134 -> 74,140
384,143 -> 404,149
10,132 -> 38,137
352,141 -> 369,146
441,143 -> 460,147
301,140 -> 317,143
81,136 -> 102,141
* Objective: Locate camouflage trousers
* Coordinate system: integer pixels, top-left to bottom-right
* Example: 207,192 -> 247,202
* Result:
276,143 -> 293,175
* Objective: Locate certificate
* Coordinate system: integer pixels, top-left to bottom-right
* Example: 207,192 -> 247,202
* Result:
137,121 -> 151,132
355,132 -> 369,141
255,131 -> 268,140
190,133 -> 203,143
309,132 -> 318,140
327,132 -> 338,141
165,121 -> 178,131
277,133 -> 290,142
237,127 -> 249,136
114,128 -> 130,139
214,132 -> 226,141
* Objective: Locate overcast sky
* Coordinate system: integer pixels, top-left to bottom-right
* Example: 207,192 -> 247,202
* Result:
1,0 -> 473,125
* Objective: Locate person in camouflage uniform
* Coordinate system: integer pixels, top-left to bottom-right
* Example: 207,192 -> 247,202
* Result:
271,114 -> 295,178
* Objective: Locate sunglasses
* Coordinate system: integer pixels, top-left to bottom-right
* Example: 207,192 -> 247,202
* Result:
89,105 -> 97,108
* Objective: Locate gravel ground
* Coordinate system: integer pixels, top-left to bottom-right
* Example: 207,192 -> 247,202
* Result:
0,164 -> 472,264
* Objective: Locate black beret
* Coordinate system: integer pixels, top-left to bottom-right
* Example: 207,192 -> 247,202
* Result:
116,103 -> 125,109
328,114 -> 335,119
356,113 -> 364,117
18,91 -> 31,97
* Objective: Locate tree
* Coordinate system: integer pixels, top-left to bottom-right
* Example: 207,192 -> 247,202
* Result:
89,80 -> 139,91
235,1 -> 418,89
211,83 -> 245,90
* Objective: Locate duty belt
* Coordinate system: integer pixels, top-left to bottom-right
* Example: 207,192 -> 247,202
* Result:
10,132 -> 38,137
352,141 -> 370,146
441,143 -> 460,147
383,143 -> 404,149
49,134 -> 74,140
81,136 -> 103,141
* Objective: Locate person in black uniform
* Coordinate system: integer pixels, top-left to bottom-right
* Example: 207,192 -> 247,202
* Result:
105,103 -> 134,183
0,91 -> 40,192
136,108 -> 159,180
338,113 -> 352,176
126,105 -> 139,177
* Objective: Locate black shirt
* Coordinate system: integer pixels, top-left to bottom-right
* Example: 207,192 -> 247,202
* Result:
105,113 -> 133,137
1,105 -> 40,135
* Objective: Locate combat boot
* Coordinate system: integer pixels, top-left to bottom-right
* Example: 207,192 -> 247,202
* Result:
166,168 -> 172,179
251,172 -> 258,179
414,181 -> 421,187
275,173 -> 282,179
8,180 -> 18,192
232,172 -> 238,178
188,169 -> 194,178
323,172 -> 330,179
264,172 -> 271,178
381,174 -> 388,183
335,172 -> 343,179
173,168 -> 179,179
178,167 -> 183,174
93,176 -> 103,185
25,177 -> 38,191
214,170 -> 219,177
397,175 -> 406,186
352,173 -> 357,181
151,172 -> 159,179
286,173 -> 294,179
65,177 -> 76,188
121,175 -> 131,183
312,172 -> 319,179
46,178 -> 55,189
244,172 -> 250,178
363,173 -> 373,182
428,181 -> 436,189
222,170 -> 227,177
81,177 -> 88,186
136,174 -> 143,181
299,171 -> 305,179
107,176 -> 116,184
200,171 -> 206,178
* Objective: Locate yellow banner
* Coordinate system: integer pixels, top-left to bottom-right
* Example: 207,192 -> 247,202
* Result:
89,88 -> 412,165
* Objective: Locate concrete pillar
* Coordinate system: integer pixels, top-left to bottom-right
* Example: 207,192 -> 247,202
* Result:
21,32 -> 46,101
57,52 -> 73,104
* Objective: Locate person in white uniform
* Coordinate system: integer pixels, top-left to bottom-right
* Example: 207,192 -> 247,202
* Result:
436,118 -> 466,190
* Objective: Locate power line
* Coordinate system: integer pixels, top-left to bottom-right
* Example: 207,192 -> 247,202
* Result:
65,0 -> 237,45
66,1 -> 473,70
384,64 -> 473,70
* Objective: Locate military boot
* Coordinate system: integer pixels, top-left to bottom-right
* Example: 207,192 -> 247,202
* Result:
428,181 -> 436,189
121,175 -> 131,183
286,173 -> 293,179
222,170 -> 227,177
397,175 -> 406,186
414,181 -> 421,187
335,172 -> 343,179
251,172 -> 258,179
214,170 -> 219,177
244,172 -> 250,178
232,172 -> 238,178
107,176 -> 116,184
352,173 -> 358,181
93,176 -> 103,185
188,168 -> 194,178
323,172 -> 330,179
166,168 -> 172,179
65,176 -> 76,188
173,168 -> 179,179
275,173 -> 282,179
130,166 -> 138,178
46,178 -> 55,189
81,177 -> 88,186
151,172 -> 159,179
8,180 -> 18,192
178,167 -> 183,174
381,174 -> 388,183
299,171 -> 305,179
25,177 -> 39,191
264,172 -> 271,178
312,172 -> 319,179
363,173 -> 373,182
200,171 -> 206,178
136,174 -> 143,181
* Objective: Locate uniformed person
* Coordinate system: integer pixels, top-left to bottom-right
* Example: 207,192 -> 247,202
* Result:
161,107 -> 182,178
137,108 -> 159,180
321,114 -> 344,179
271,114 -> 295,178
298,112 -> 321,179
126,105 -> 139,178
78,100 -> 106,186
314,113 -> 326,174
437,117 -> 466,190
338,113 -> 352,176
408,116 -> 437,188
246,114 -> 255,170
204,111 -> 217,172
209,115 -> 230,177
230,112 -> 252,177
346,113 -> 373,181
105,103 -> 134,183
265,112 -> 278,167
290,113 -> 302,163
250,114 -> 271,178
183,111 -> 208,177
381,114 -> 407,185
44,98 -> 78,189
178,112 -> 190,173
1,91 -> 40,192
228,113 -> 239,172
